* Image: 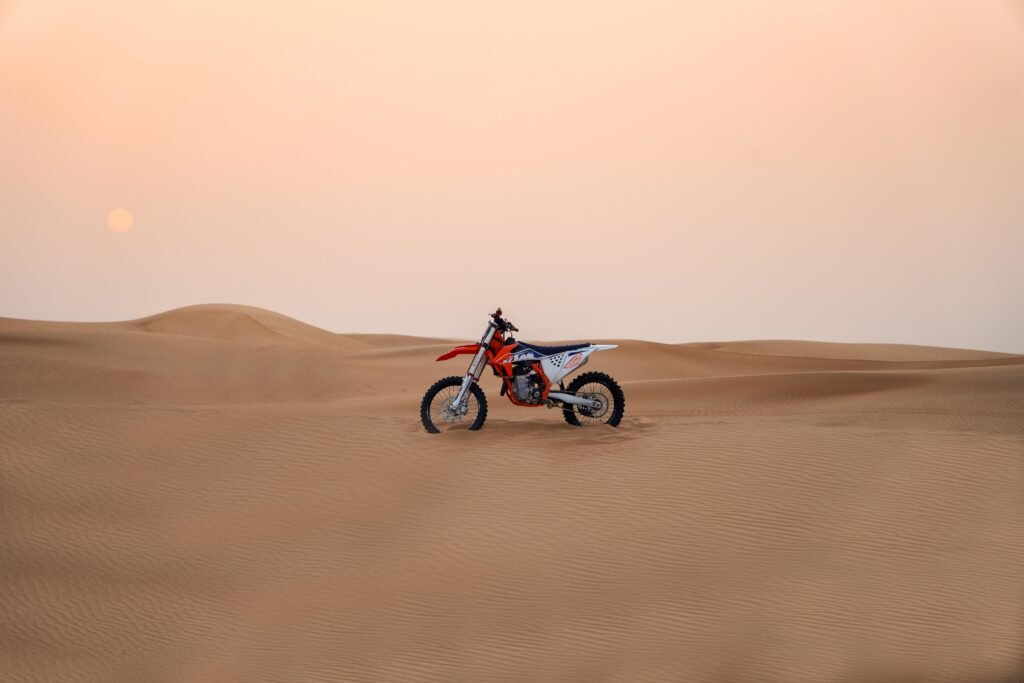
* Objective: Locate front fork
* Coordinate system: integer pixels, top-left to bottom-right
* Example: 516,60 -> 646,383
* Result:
450,324 -> 496,413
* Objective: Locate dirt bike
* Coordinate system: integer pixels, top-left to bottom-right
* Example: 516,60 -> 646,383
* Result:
420,308 -> 625,433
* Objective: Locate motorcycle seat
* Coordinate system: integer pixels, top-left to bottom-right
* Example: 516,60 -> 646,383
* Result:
516,341 -> 591,356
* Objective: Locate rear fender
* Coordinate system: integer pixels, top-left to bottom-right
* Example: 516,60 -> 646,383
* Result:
543,344 -> 618,383
436,344 -> 481,361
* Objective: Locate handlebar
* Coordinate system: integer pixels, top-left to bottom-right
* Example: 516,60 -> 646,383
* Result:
490,308 -> 518,333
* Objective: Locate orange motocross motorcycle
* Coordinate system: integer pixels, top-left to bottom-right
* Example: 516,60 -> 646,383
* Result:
420,308 -> 625,433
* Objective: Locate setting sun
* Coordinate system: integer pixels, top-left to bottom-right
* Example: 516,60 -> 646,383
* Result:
107,208 -> 133,232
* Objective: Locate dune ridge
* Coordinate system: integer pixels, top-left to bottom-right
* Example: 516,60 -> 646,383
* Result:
1,304 -> 1022,683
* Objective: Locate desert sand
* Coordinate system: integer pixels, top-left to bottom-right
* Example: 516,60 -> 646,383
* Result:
1,304 -> 1022,683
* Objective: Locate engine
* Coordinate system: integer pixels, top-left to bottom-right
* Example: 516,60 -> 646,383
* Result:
512,367 -> 544,404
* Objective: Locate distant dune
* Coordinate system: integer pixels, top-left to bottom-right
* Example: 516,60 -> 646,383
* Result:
2,305 -> 1022,683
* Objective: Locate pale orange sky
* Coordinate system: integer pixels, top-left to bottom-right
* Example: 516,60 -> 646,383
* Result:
2,1 -> 1023,350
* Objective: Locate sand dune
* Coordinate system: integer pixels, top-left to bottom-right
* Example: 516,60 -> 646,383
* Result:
139,304 -> 365,348
1,305 -> 1022,683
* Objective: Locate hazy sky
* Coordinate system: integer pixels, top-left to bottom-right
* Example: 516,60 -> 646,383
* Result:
2,1 -> 1023,351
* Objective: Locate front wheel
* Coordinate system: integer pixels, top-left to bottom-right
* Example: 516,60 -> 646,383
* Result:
562,371 -> 625,427
420,376 -> 488,433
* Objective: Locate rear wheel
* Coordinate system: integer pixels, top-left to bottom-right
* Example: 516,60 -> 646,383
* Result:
420,376 -> 488,433
562,371 -> 625,427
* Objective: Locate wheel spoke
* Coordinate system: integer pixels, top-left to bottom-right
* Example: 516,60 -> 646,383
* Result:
574,382 -> 611,425
560,373 -> 622,428
429,385 -> 479,431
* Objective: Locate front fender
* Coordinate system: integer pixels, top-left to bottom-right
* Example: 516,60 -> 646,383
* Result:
436,344 -> 481,361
